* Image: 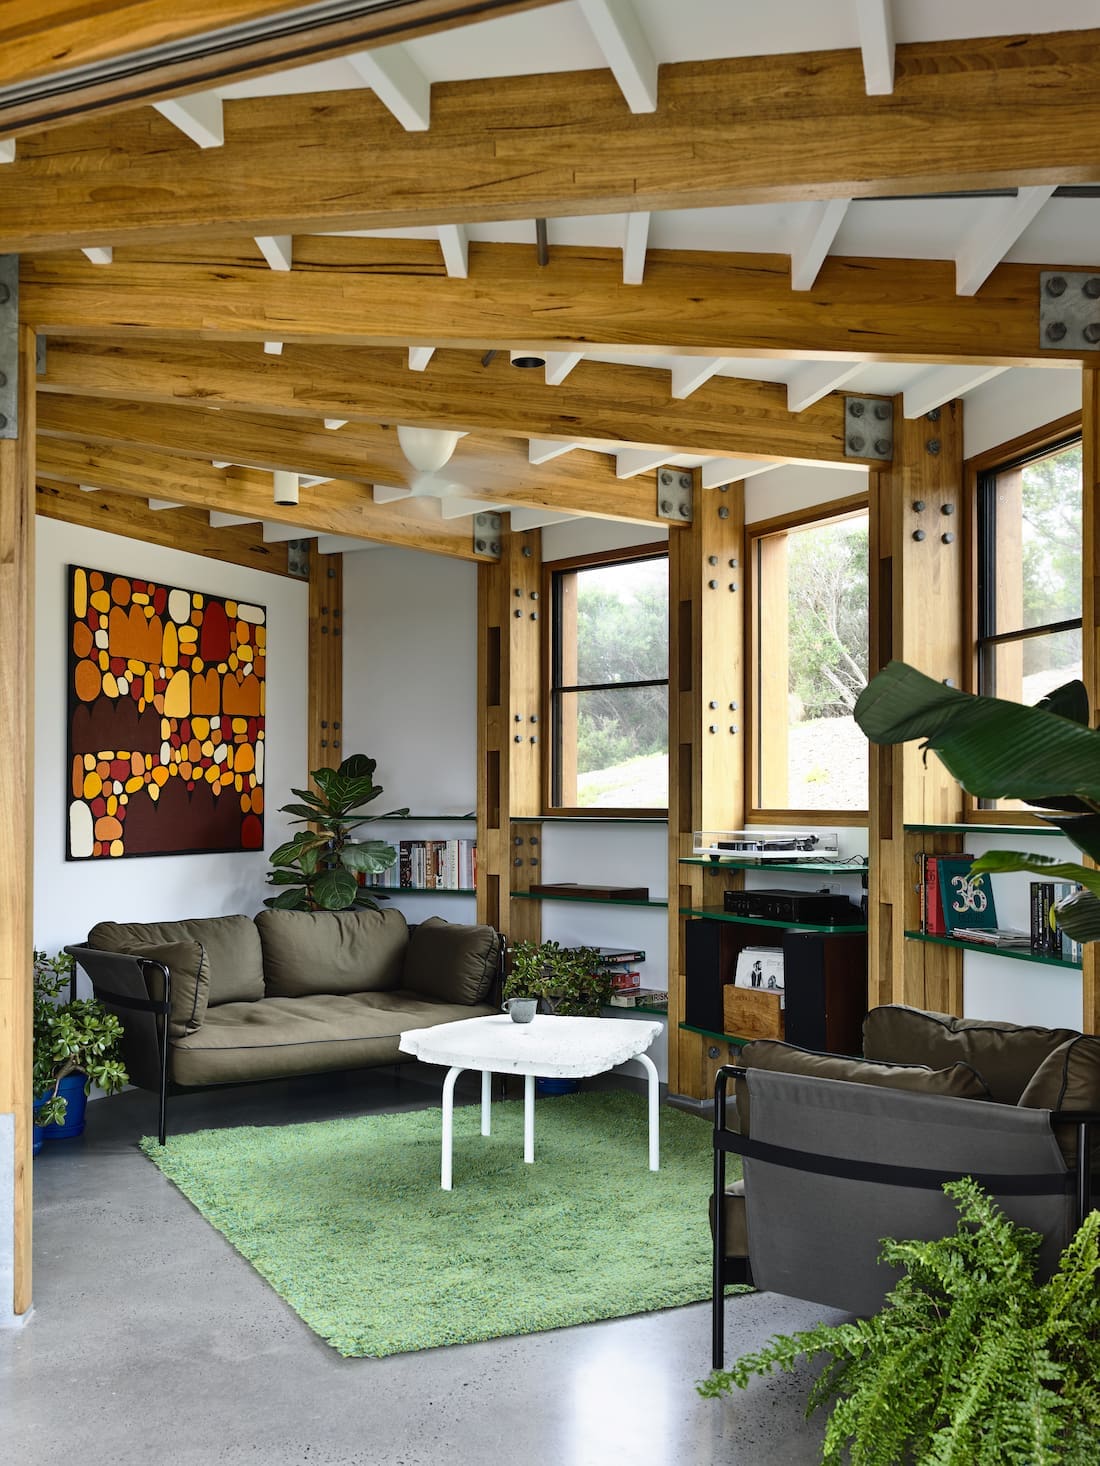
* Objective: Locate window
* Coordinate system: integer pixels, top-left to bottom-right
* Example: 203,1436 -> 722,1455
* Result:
976,433 -> 1082,705
748,502 -> 869,817
548,547 -> 668,812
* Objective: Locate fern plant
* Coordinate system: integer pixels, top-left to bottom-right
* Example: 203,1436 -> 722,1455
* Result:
699,1179 -> 1100,1465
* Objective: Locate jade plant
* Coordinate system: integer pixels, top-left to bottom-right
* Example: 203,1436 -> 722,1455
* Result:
33,950 -> 128,1127
700,1180 -> 1100,1465
265,753 -> 406,912
853,659 -> 1100,945
503,939 -> 611,1016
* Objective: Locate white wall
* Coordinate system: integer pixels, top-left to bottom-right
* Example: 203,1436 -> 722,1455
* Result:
34,519 -> 309,962
964,366 -> 1080,459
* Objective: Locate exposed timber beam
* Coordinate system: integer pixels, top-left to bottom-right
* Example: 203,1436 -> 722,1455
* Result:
36,394 -> 665,524
7,31 -> 1100,248
23,241 -> 1090,368
36,338 -> 884,467
0,2 -> 557,140
35,439 -> 487,560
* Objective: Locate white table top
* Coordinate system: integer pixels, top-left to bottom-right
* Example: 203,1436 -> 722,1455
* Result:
398,1013 -> 663,1078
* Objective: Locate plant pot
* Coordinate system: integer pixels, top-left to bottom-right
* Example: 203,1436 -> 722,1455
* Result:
535,1076 -> 580,1097
35,1073 -> 89,1142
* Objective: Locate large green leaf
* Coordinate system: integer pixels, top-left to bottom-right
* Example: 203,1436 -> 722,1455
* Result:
1035,679 -> 1090,724
854,662 -> 1100,809
262,887 -> 309,910
1053,887 -> 1100,944
269,831 -> 327,867
1042,814 -> 1100,865
337,753 -> 377,780
310,867 -> 359,910
278,802 -> 333,823
338,840 -> 397,874
969,850 -> 1100,896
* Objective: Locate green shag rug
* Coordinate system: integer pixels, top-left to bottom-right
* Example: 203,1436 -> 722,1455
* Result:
141,1090 -> 735,1357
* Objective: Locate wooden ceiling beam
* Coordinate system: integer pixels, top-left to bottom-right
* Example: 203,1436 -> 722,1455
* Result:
22,239 -> 1094,367
36,393 -> 664,524
6,29 -> 1100,248
39,338 -> 869,466
0,1 -> 556,140
35,438 -> 486,560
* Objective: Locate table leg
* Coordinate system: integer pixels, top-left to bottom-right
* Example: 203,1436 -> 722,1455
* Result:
441,1065 -> 465,1190
637,1052 -> 660,1170
481,1069 -> 492,1136
524,1072 -> 535,1163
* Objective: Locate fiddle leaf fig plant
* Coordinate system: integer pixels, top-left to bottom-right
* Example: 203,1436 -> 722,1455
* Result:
33,950 -> 128,1128
503,939 -> 611,1016
265,753 -> 407,912
853,660 -> 1100,944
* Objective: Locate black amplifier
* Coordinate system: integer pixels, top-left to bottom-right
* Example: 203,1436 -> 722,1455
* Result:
722,888 -> 862,925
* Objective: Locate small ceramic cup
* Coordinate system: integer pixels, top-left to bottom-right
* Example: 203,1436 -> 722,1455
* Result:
502,996 -> 538,1024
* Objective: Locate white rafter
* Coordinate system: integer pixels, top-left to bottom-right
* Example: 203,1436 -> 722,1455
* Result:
211,461 -> 233,470
408,346 -> 436,372
786,361 -> 866,412
81,247 -> 113,265
78,484 -> 102,493
544,352 -> 584,386
616,447 -> 669,478
855,0 -> 895,95
317,535 -> 374,553
622,211 -> 651,285
152,92 -> 224,148
263,341 -> 284,356
440,498 -> 505,519
529,439 -> 580,464
323,419 -> 349,431
0,140 -> 14,163
254,235 -> 293,272
790,199 -> 851,290
438,224 -> 469,279
902,365 -> 1009,418
509,508 -> 578,530
670,358 -> 731,399
955,186 -> 1056,296
575,0 -> 658,113
346,44 -> 431,131
262,522 -> 318,542
147,499 -> 182,511
701,459 -> 783,490
209,511 -> 257,528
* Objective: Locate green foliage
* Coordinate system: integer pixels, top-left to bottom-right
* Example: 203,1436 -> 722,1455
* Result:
787,519 -> 869,720
1019,442 -> 1082,668
853,660 -> 1100,943
700,1180 -> 1100,1465
264,753 -> 405,912
503,940 -> 612,1016
33,950 -> 128,1128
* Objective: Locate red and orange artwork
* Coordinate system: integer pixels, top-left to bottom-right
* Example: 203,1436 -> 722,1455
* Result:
66,566 -> 266,860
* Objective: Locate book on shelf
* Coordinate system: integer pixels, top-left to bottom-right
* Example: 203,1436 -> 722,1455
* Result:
937,857 -> 997,934
1032,880 -> 1084,962
528,882 -> 650,901
950,927 -> 1032,949
368,837 -> 477,891
609,969 -> 641,992
591,946 -> 647,966
915,852 -> 974,935
609,988 -> 668,1009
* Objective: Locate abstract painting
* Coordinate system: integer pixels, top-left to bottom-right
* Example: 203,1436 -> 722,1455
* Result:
66,565 -> 266,859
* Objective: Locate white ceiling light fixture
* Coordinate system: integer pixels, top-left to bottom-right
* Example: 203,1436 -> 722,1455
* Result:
273,470 -> 299,506
396,425 -> 465,473
510,349 -> 547,369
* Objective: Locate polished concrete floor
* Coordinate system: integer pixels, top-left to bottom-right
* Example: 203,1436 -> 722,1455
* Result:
4,1069 -> 844,1466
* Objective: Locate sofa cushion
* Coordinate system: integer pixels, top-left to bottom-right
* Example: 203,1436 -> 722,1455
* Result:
255,907 -> 409,997
708,1179 -> 748,1260
1018,1034 -> 1100,1168
120,939 -> 210,1039
170,987 -> 494,1086
862,1005 -> 1079,1104
736,1038 -> 991,1134
89,915 -> 264,1005
401,917 -> 500,1005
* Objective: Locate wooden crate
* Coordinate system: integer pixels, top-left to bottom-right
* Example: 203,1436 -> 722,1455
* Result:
723,985 -> 785,1042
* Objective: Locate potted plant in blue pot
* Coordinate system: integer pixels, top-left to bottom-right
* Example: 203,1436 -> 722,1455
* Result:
33,949 -> 129,1151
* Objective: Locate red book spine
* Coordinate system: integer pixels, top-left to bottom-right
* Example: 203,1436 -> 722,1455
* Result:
925,856 -> 946,935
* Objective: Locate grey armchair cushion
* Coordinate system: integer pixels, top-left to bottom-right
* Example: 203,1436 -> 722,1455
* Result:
1018,1034 -> 1100,1167
401,917 -> 500,1005
709,1178 -> 748,1260
862,1004 -> 1078,1104
256,907 -> 409,997
736,1037 -> 990,1134
90,915 -> 264,1006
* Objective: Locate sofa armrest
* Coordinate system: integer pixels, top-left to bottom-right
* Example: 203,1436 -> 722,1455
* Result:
65,945 -> 171,1090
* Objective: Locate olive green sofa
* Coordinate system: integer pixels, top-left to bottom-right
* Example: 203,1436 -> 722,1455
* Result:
66,907 -> 503,1142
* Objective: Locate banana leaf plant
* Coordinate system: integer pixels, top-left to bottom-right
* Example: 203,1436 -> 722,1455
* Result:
853,660 -> 1100,944
264,753 -> 407,912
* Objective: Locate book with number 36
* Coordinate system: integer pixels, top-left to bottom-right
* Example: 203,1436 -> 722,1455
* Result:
937,857 -> 999,934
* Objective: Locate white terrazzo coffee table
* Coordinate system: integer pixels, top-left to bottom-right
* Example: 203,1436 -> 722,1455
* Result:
399,1013 -> 663,1190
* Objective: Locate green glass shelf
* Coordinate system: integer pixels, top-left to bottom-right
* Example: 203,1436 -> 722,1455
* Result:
904,822 -> 1067,838
512,890 -> 668,909
377,814 -> 476,822
679,856 -> 866,875
367,887 -> 477,896
511,815 -> 668,825
679,1022 -> 750,1048
905,930 -> 1081,969
602,1005 -> 669,1018
680,906 -> 867,934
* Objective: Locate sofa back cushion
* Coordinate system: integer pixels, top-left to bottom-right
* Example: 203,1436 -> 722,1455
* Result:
118,939 -> 210,1038
862,1004 -> 1079,1104
256,907 -> 409,997
1018,1034 -> 1100,1167
736,1037 -> 991,1135
89,915 -> 264,1006
401,917 -> 500,1005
